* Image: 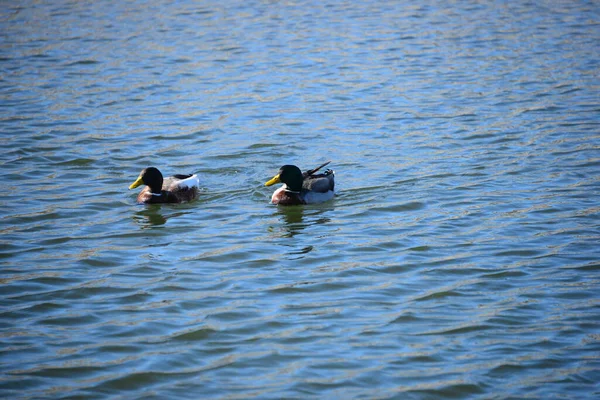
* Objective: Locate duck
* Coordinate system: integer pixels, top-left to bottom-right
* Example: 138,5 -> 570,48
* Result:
129,167 -> 200,204
265,161 -> 335,205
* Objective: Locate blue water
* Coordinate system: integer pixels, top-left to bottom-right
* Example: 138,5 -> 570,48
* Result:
1,0 -> 599,398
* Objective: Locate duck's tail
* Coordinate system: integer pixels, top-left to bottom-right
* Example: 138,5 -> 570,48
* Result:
305,161 -> 331,176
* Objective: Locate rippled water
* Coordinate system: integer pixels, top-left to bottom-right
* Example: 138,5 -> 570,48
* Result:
2,0 -> 600,398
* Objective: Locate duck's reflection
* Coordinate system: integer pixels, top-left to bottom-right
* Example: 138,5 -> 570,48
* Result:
133,204 -> 195,228
274,204 -> 333,238
278,205 -> 304,225
133,206 -> 168,227
269,205 -> 334,260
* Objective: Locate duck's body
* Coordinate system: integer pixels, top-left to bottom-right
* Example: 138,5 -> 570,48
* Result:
129,167 -> 199,204
265,162 -> 335,205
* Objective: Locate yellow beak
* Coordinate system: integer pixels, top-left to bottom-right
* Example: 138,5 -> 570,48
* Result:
264,174 -> 281,186
129,176 -> 144,190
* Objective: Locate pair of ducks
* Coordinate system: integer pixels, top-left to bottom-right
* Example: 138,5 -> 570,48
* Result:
129,162 -> 335,206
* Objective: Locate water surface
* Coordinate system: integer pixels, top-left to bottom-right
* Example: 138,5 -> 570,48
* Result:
1,0 -> 599,398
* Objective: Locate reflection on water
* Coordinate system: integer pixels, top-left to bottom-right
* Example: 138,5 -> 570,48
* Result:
288,245 -> 314,259
133,206 -> 168,227
132,206 -> 196,228
274,205 -> 333,238
277,206 -> 304,234
269,205 -> 335,260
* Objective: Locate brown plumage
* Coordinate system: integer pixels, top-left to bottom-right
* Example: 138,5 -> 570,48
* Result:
129,167 -> 200,204
265,162 -> 335,205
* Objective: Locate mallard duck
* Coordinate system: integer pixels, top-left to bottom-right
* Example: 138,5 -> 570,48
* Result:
129,167 -> 200,204
265,161 -> 335,205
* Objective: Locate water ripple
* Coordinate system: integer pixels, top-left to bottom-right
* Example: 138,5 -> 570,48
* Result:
1,0 -> 599,399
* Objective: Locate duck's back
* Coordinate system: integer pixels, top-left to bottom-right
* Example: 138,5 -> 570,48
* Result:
162,174 -> 200,203
303,169 -> 335,193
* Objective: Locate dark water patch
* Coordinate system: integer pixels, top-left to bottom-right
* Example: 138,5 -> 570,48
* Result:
494,249 -> 545,257
0,379 -> 39,394
562,262 -> 600,272
423,323 -> 494,336
66,59 -> 101,66
40,313 -> 101,326
407,245 -> 431,252
247,142 -> 279,149
55,157 -> 96,166
169,326 -> 218,342
45,285 -> 135,301
375,241 -> 407,250
35,236 -> 74,246
370,201 -> 425,213
93,371 -> 178,393
14,365 -> 107,380
414,289 -> 465,302
462,132 -> 497,141
388,312 -> 422,324
407,383 -> 487,399
267,280 -> 349,295
78,256 -> 128,268
22,301 -> 69,314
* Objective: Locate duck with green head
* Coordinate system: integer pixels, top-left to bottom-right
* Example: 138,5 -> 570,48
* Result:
265,161 -> 335,205
129,167 -> 200,204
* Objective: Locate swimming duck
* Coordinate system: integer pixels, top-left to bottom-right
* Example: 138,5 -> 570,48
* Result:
129,167 -> 200,204
265,161 -> 335,205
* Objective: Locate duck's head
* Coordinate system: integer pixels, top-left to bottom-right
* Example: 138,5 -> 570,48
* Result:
265,165 -> 303,192
129,167 -> 163,194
